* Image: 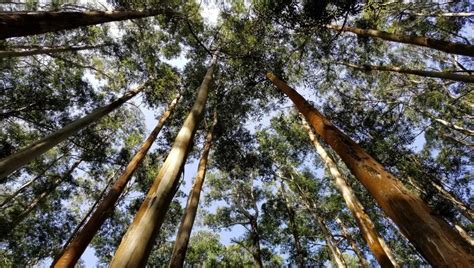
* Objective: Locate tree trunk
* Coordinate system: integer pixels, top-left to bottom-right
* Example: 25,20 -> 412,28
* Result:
279,183 -> 305,268
267,72 -> 474,266
0,84 -> 145,182
341,62 -> 474,83
304,200 -> 346,267
326,24 -> 474,57
52,93 -> 181,268
429,179 -> 474,223
301,118 -> 399,267
0,45 -> 104,58
51,172 -> 115,267
250,218 -> 264,268
1,159 -> 81,238
0,9 -> 172,39
0,154 -> 65,208
433,118 -> 474,136
168,111 -> 217,268
109,53 -> 217,268
335,217 -> 370,268
453,221 -> 474,247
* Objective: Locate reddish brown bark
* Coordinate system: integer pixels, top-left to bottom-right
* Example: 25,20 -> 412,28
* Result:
0,9 -> 172,39
52,94 -> 180,268
0,84 -> 145,182
109,53 -> 217,267
168,112 -> 217,268
327,24 -> 474,57
267,72 -> 474,266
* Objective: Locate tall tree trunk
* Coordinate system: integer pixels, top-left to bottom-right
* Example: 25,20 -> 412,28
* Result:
1,159 -> 81,238
335,217 -> 370,268
326,24 -> 474,57
301,118 -> 399,267
453,221 -> 474,247
110,53 -> 218,268
341,62 -> 474,83
0,154 -> 65,208
429,179 -> 474,223
289,180 -> 347,268
0,9 -> 173,39
51,172 -> 115,267
0,84 -> 145,182
279,183 -> 305,268
0,45 -> 104,58
52,93 -> 181,268
168,112 -> 217,268
267,72 -> 474,266
250,218 -> 264,268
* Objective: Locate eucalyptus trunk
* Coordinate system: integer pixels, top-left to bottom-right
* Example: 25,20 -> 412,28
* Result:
0,45 -> 104,58
250,218 -> 264,268
279,183 -> 305,268
53,93 -> 181,268
0,9 -> 173,39
341,62 -> 474,83
301,118 -> 398,267
110,54 -> 217,267
0,85 -> 145,182
267,72 -> 474,266
52,173 -> 115,267
1,159 -> 81,238
335,217 -> 370,268
168,112 -> 217,268
326,24 -> 474,57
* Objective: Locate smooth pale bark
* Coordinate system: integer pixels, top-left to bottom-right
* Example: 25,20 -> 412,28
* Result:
267,72 -> 474,266
0,45 -> 104,58
0,154 -> 64,208
0,84 -> 145,182
1,159 -> 81,238
110,54 -> 217,268
301,118 -> 398,267
51,173 -> 115,267
168,112 -> 217,268
341,62 -> 474,83
53,93 -> 181,268
409,12 -> 474,17
0,9 -> 173,39
326,24 -> 474,57
434,118 -> 474,136
336,217 -> 370,268
453,221 -> 474,247
279,183 -> 305,268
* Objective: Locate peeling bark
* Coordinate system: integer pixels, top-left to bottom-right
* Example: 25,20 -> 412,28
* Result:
267,72 -> 474,266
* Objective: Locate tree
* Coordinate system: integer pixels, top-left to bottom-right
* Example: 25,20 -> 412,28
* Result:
109,52 -> 218,267
266,72 -> 474,266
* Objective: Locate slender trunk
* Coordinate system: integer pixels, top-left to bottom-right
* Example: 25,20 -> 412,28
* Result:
0,9 -> 173,39
0,84 -> 145,182
453,221 -> 474,247
409,12 -> 474,17
52,93 -> 181,268
429,179 -> 474,223
301,197 -> 346,268
51,172 -> 115,267
335,217 -> 370,268
168,112 -> 217,268
1,159 -> 81,238
341,62 -> 474,83
267,72 -> 474,266
0,154 -> 64,208
433,118 -> 474,136
0,45 -> 104,59
301,118 -> 398,267
326,24 -> 474,57
250,218 -> 264,268
110,53 -> 218,268
279,183 -> 305,268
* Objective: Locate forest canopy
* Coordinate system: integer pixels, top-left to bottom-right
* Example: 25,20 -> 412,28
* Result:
0,0 -> 473,267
